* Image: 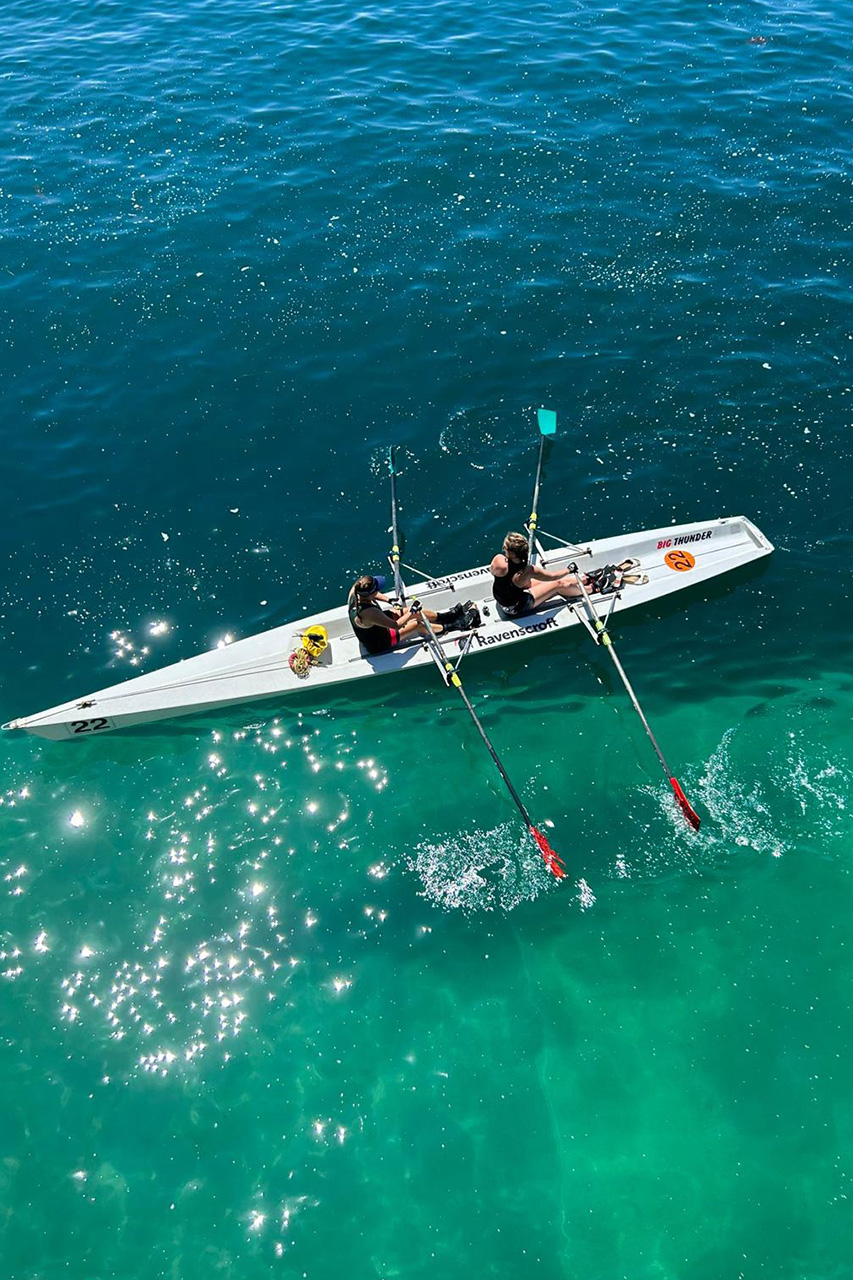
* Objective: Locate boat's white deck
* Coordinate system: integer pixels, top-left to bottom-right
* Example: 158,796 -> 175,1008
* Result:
3,515 -> 773,738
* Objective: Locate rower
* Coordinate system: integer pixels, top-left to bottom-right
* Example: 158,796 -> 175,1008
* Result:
348,575 -> 469,654
490,533 -> 587,617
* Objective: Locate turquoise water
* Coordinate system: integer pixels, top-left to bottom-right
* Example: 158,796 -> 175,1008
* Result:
2,0 -> 853,1275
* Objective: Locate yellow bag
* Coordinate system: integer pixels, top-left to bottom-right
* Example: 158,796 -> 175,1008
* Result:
289,625 -> 328,679
301,625 -> 328,659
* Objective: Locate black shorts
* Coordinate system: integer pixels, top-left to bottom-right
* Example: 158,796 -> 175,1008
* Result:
500,592 -> 534,618
360,627 -> 399,655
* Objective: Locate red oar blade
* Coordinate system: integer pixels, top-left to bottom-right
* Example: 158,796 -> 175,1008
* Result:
670,778 -> 701,831
531,827 -> 566,879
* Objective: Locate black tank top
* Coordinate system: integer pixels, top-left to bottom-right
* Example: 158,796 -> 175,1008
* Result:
492,558 -> 528,609
349,598 -> 395,654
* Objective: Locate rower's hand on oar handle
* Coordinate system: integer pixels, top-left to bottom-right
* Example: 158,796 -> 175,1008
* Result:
409,599 -> 423,615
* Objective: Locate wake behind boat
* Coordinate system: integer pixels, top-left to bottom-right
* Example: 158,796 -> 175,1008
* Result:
3,514 -> 772,742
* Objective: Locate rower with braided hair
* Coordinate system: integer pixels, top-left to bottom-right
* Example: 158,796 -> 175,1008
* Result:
347,575 -> 478,655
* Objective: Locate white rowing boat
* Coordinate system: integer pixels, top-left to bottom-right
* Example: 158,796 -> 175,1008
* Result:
2,515 -> 772,742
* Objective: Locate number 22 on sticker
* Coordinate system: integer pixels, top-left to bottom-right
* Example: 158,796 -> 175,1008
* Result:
70,718 -> 110,734
664,550 -> 696,572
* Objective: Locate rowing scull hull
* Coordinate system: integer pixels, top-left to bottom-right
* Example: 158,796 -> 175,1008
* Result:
2,515 -> 773,741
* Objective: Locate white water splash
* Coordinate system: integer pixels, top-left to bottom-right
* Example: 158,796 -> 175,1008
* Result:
576,878 -> 596,910
693,728 -> 785,858
622,716 -> 852,880
785,735 -> 849,832
407,823 -> 561,913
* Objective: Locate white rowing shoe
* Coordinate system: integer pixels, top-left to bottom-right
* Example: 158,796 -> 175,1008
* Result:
2,515 -> 772,742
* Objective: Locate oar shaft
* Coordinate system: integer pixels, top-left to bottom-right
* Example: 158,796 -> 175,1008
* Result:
598,632 -> 672,780
417,612 -> 534,830
575,578 -> 672,774
456,684 -> 534,826
528,435 -> 546,568
388,447 -> 406,604
385,445 -> 566,874
573,576 -> 699,828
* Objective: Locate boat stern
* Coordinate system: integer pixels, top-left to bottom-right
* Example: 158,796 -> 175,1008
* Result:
739,516 -> 775,556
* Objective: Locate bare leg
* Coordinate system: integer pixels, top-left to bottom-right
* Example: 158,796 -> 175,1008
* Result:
397,613 -> 443,641
526,575 -> 584,607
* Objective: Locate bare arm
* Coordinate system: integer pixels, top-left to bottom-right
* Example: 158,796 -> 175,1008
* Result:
356,605 -> 398,630
491,553 -> 539,588
528,564 -> 565,582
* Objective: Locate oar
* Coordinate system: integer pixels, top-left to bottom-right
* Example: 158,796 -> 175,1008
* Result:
524,413 -> 698,828
573,577 -> 701,830
387,446 -> 406,605
414,605 -> 566,878
528,408 -> 557,567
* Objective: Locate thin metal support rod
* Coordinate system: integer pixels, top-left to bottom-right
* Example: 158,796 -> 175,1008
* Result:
399,560 -> 453,587
533,535 -> 548,563
453,631 -> 476,670
572,604 -> 601,644
536,528 -> 593,556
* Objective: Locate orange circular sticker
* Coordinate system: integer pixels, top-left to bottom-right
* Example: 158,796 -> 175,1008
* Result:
665,549 -> 696,572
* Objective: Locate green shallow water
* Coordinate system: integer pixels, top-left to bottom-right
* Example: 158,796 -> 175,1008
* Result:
3,672 -> 852,1277
2,0 -> 853,1275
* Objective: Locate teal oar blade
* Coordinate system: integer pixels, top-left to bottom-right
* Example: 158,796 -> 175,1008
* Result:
529,408 -> 557,567
537,408 -> 557,436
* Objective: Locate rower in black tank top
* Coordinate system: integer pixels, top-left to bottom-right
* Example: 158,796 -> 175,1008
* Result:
347,574 -> 470,654
491,530 -> 593,617
492,549 -> 533,616
348,579 -> 399,654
